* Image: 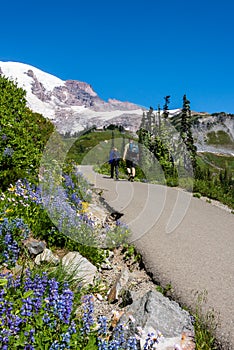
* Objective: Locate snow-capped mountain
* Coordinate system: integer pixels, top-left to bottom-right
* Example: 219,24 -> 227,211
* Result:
0,61 -> 149,134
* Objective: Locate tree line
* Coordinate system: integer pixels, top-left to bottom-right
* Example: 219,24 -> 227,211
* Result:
137,95 -> 233,208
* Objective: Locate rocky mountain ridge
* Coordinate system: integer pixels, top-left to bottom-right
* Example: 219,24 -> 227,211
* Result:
191,112 -> 234,155
0,61 -> 145,134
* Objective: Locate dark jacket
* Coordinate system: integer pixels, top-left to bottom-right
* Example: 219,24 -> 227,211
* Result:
109,149 -> 120,165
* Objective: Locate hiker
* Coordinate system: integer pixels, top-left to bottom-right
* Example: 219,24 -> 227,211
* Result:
123,139 -> 139,181
109,147 -> 120,180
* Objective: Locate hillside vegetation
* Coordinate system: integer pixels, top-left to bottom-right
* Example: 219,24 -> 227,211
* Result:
0,75 -> 54,190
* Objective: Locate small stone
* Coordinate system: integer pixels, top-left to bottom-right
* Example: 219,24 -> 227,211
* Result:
24,239 -> 46,255
100,262 -> 113,270
96,293 -> 104,301
35,248 -> 60,265
108,268 -> 129,303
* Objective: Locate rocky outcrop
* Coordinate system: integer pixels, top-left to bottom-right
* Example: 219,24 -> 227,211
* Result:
0,61 -> 144,134
62,251 -> 98,287
26,69 -> 52,102
119,290 -> 195,350
192,113 -> 234,155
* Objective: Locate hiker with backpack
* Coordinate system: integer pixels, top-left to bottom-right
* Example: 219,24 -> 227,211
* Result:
109,147 -> 120,180
123,139 -> 139,182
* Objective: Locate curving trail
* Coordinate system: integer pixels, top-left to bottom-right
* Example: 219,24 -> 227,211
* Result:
79,166 -> 234,348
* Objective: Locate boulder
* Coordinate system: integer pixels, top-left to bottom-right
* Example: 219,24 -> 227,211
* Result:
24,239 -> 46,255
119,290 -> 195,349
35,248 -> 60,265
62,251 -> 97,287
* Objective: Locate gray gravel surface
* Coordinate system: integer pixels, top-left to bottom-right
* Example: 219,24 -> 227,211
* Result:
79,166 -> 234,348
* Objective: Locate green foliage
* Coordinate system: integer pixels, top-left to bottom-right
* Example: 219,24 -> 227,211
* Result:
0,75 -> 54,190
194,156 -> 234,209
156,283 -> 173,297
198,152 -> 234,173
65,129 -> 130,165
193,291 -> 219,350
121,244 -> 142,263
206,130 -> 234,146
105,223 -> 131,249
193,192 -> 202,198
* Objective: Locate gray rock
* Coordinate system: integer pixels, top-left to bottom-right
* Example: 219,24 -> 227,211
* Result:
107,267 -> 129,303
35,248 -> 60,265
24,239 -> 46,255
119,290 -> 194,339
62,252 -> 97,287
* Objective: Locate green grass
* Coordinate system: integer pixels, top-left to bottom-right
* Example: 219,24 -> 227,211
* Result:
197,152 -> 234,174
193,291 -> 219,350
206,130 -> 234,147
65,129 -> 133,165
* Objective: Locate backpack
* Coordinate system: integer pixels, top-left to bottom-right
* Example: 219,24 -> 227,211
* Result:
129,142 -> 139,154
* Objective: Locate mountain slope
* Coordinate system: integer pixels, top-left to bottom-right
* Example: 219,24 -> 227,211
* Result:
0,61 -> 146,134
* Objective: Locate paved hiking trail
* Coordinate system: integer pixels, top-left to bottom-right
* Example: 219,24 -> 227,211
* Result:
79,166 -> 234,348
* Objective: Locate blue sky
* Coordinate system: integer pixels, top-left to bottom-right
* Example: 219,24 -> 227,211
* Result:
1,0 -> 234,113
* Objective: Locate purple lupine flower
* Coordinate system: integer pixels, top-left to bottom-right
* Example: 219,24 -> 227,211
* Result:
57,284 -> 74,324
21,297 -> 33,318
98,339 -> 108,350
23,269 -> 34,292
15,179 -> 43,205
126,337 -> 138,350
2,233 -> 20,266
23,328 -> 35,349
63,174 -> 75,189
3,147 -> 14,157
112,323 -> 125,347
0,270 -> 78,349
27,273 -> 48,313
143,332 -> 160,349
1,134 -> 8,141
98,315 -> 108,336
81,294 -> 94,334
0,218 -> 30,266
42,313 -> 50,324
68,320 -> 76,335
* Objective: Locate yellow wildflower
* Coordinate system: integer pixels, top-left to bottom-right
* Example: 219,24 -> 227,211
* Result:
81,201 -> 89,213
8,186 -> 16,192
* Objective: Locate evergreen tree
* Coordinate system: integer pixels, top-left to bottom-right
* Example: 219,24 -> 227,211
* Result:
146,106 -> 154,134
156,104 -> 161,137
162,95 -> 170,119
179,94 -> 197,170
140,111 -> 146,129
138,104 -> 177,182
